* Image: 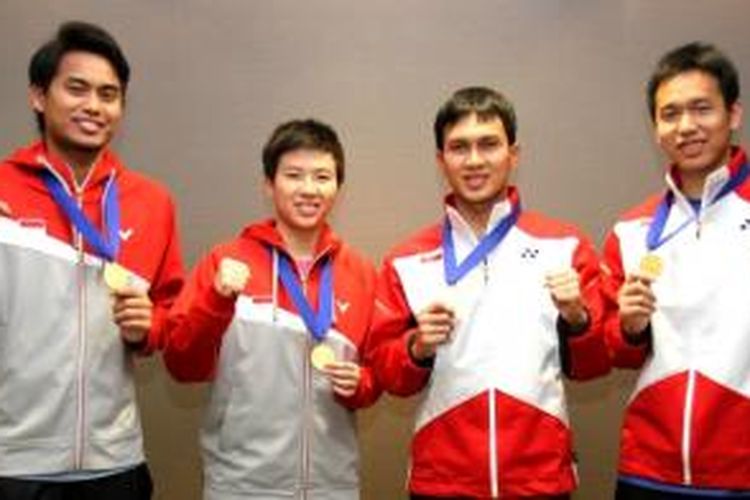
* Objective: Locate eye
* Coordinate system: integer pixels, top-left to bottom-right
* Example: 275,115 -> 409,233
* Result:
478,138 -> 501,152
659,107 -> 680,123
692,102 -> 713,115
66,81 -> 89,96
98,87 -> 121,103
446,142 -> 469,156
281,169 -> 303,180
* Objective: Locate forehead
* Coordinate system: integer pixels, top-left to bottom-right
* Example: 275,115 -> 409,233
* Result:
443,113 -> 508,142
655,70 -> 723,108
277,148 -> 336,170
54,51 -> 121,87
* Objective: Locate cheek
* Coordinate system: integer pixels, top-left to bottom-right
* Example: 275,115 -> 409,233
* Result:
322,185 -> 339,204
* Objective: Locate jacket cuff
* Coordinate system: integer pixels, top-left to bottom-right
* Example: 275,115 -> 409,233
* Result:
407,331 -> 435,369
556,311 -> 591,338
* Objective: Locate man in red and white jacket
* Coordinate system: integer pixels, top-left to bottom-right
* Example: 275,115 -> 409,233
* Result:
371,86 -> 610,499
164,119 -> 380,500
0,22 -> 184,500
603,42 -> 750,499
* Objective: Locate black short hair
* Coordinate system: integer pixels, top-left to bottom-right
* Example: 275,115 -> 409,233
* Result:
29,21 -> 130,132
434,86 -> 518,150
262,119 -> 345,184
647,41 -> 739,120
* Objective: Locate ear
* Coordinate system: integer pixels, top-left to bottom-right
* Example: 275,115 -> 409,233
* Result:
435,149 -> 448,176
509,142 -> 521,171
729,101 -> 743,132
29,85 -> 46,114
263,176 -> 275,199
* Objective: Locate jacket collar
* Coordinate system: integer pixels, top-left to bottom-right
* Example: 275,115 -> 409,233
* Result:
5,140 -> 125,191
444,186 -> 521,242
665,146 -> 747,207
241,218 -> 342,261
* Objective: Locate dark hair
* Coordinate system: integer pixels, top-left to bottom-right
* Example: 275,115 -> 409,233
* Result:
647,41 -> 740,120
262,119 -> 345,184
434,86 -> 518,150
29,21 -> 130,132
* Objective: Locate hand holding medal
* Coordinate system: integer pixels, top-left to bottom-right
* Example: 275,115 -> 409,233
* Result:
618,261 -> 658,339
215,258 -> 251,297
320,360 -> 361,398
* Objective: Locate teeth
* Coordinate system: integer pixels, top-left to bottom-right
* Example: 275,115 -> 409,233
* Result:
76,119 -> 102,133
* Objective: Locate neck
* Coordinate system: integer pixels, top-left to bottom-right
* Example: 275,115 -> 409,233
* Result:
679,171 -> 708,199
453,192 -> 506,237
45,139 -> 101,185
276,222 -> 321,260
678,148 -> 734,199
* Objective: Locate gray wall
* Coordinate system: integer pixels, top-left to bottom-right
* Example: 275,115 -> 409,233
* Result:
1,2 -> 748,498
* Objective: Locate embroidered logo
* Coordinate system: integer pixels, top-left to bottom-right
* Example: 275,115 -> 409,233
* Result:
521,247 -> 540,259
19,218 -> 47,231
119,228 -> 134,241
336,299 -> 350,314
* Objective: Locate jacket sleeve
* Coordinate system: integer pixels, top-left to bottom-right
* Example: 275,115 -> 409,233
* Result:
335,260 -> 383,410
162,249 -> 237,382
369,256 -> 431,397
558,233 -> 611,380
601,229 -> 651,369
141,196 -> 186,354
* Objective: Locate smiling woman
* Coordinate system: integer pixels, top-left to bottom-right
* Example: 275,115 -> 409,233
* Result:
267,149 -> 340,258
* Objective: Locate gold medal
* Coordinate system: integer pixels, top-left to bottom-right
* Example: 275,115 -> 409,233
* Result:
639,254 -> 663,280
103,262 -> 130,292
310,343 -> 336,371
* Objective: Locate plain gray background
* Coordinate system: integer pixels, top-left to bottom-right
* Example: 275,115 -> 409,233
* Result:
1,2 -> 749,498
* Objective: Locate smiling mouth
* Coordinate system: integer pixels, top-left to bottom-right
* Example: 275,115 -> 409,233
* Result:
678,140 -> 706,156
73,118 -> 105,134
295,203 -> 321,216
463,174 -> 488,188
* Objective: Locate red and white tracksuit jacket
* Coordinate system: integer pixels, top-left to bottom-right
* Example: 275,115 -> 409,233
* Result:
0,141 -> 184,475
163,220 -> 380,500
603,147 -> 750,490
371,189 -> 610,498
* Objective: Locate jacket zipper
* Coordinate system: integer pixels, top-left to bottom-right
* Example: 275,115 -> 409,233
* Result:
285,247 -> 332,498
300,265 -> 312,500
488,388 -> 499,497
73,182 -> 88,470
682,214 -> 702,483
682,369 -> 696,484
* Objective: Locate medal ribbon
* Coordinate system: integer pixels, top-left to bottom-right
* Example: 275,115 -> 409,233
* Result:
278,252 -> 333,342
41,169 -> 120,261
646,163 -> 749,251
443,199 -> 520,285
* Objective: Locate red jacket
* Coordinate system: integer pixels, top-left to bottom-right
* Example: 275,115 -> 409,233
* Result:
163,220 -> 380,498
371,191 -> 610,498
603,147 -> 750,490
0,141 -> 184,475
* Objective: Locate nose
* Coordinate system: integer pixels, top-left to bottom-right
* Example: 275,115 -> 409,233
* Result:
676,110 -> 697,134
300,174 -> 318,194
466,144 -> 483,166
82,91 -> 103,114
